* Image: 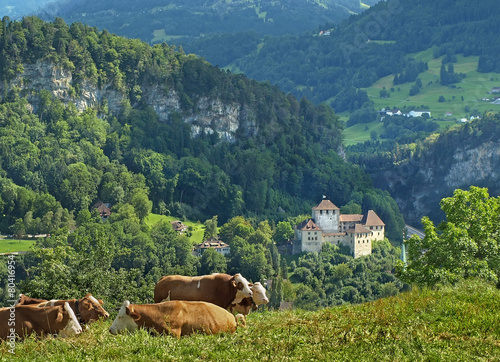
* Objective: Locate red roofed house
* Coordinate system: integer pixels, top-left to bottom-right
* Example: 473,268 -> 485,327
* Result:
293,199 -> 385,258
92,201 -> 111,221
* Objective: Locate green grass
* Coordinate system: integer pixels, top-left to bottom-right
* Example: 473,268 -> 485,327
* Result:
343,51 -> 500,145
364,54 -> 500,118
2,279 -> 499,361
0,239 -> 36,253
144,214 -> 206,244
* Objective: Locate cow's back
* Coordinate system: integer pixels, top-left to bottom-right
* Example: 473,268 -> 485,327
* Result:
161,301 -> 237,337
154,274 -> 234,307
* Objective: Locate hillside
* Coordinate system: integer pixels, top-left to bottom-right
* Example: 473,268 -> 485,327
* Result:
2,280 -> 499,360
37,0 -> 378,43
360,113 -> 500,226
0,15 -> 405,241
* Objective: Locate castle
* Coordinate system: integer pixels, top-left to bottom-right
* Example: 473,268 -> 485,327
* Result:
293,199 -> 385,258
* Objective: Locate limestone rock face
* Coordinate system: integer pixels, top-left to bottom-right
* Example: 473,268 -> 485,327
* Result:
371,139 -> 500,226
6,60 -> 257,142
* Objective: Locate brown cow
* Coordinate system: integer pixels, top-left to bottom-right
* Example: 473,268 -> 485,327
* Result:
153,273 -> 253,309
109,300 -> 242,338
0,302 -> 82,340
16,293 -> 109,324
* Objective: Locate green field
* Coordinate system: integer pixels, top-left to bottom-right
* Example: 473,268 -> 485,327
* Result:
0,239 -> 36,253
145,214 -> 206,245
343,51 -> 500,145
2,279 -> 499,361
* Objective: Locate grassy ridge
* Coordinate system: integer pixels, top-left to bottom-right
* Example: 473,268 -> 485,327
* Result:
0,239 -> 36,254
2,280 -> 499,361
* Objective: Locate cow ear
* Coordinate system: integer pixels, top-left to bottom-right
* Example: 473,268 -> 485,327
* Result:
98,299 -> 104,305
231,277 -> 237,288
126,307 -> 140,321
56,310 -> 64,322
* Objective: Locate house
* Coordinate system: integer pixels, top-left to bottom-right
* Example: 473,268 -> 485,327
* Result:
408,110 -> 431,118
293,199 -> 385,258
171,220 -> 188,234
194,239 -> 230,257
491,87 -> 500,94
92,201 -> 111,221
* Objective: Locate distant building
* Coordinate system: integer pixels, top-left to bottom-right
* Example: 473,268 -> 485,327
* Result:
92,201 -> 111,221
194,239 -> 230,257
408,110 -> 431,118
171,220 -> 188,234
293,199 -> 385,258
491,87 -> 500,94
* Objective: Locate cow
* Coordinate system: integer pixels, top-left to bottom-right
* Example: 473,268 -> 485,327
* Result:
16,293 -> 110,324
109,300 -> 243,338
154,273 -> 253,309
229,282 -> 269,316
0,302 -> 82,340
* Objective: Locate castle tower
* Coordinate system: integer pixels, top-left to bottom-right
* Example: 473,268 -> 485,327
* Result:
312,199 -> 340,233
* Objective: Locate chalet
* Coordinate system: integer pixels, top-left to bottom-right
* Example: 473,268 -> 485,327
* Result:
194,239 -> 230,257
171,220 -> 188,234
293,199 -> 385,258
92,201 -> 111,221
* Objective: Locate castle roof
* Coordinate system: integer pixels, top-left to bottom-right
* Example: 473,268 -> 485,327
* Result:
297,219 -> 321,231
312,199 -> 339,211
347,224 -> 372,234
361,210 -> 385,226
340,214 -> 363,222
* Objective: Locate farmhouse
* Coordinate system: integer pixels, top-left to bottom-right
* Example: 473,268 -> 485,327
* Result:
92,201 -> 111,221
293,199 -> 385,258
194,239 -> 231,257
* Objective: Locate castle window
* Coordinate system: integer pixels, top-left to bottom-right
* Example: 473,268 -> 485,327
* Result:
315,237 -> 318,240
320,210 -> 323,215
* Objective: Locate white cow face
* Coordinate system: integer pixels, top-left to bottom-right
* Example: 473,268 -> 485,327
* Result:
233,274 -> 253,303
251,282 -> 269,306
59,302 -> 83,337
109,301 -> 139,335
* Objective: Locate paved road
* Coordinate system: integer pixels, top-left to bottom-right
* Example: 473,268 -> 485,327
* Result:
405,225 -> 425,239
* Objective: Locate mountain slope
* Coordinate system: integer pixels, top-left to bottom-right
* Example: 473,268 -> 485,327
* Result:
38,0 -> 376,43
0,16 -> 405,240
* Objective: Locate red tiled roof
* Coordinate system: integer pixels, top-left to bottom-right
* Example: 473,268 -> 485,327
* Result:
340,214 -> 363,222
312,199 -> 339,211
361,210 -> 385,226
296,219 -> 321,231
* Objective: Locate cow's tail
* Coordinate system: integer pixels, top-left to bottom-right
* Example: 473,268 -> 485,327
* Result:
234,313 -> 246,328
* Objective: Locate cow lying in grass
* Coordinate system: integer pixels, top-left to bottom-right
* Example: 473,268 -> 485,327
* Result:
16,293 -> 109,324
109,300 -> 244,338
0,302 -> 82,340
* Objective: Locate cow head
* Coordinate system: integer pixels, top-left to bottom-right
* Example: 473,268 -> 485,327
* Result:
59,302 -> 83,337
109,301 -> 139,335
79,293 -> 110,322
231,274 -> 253,303
251,282 -> 269,306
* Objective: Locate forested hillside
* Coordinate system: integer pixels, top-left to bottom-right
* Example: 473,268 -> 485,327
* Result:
37,0 -> 377,43
0,15 -> 405,238
358,113 -> 500,226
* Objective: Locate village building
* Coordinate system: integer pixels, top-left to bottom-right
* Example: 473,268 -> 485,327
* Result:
293,199 -> 385,258
92,201 -> 111,221
171,220 -> 188,234
193,239 -> 231,257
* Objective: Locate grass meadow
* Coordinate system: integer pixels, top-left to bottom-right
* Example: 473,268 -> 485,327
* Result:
2,279 -> 499,361
343,51 -> 500,145
0,239 -> 36,254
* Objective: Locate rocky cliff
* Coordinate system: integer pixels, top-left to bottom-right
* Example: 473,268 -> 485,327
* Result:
371,120 -> 500,227
6,60 -> 256,142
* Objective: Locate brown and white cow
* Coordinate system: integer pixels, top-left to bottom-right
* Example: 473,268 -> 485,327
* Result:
16,293 -> 110,324
229,282 -> 269,316
0,302 -> 82,340
109,300 -> 242,338
153,273 -> 253,309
